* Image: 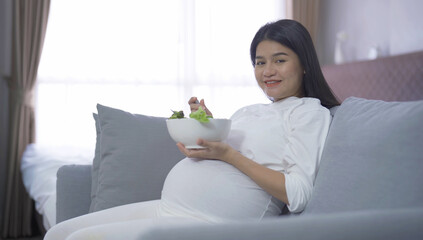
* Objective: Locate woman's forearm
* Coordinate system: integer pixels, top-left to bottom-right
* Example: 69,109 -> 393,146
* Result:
224,149 -> 289,205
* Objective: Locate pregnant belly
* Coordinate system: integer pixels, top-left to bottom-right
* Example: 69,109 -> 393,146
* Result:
159,158 -> 282,222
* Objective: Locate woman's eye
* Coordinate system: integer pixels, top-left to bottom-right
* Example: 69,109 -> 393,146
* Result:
276,59 -> 286,63
256,61 -> 265,66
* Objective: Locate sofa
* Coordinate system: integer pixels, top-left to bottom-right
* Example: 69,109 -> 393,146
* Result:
55,51 -> 423,239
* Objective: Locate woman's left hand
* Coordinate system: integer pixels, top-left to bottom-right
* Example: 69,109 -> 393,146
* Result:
176,139 -> 235,163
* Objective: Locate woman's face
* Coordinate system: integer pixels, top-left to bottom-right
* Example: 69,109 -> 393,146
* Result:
254,40 -> 304,102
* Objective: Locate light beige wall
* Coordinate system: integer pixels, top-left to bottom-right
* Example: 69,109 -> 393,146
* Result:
317,0 -> 423,65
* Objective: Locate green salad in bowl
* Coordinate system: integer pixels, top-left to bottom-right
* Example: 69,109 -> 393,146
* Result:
169,107 -> 213,123
166,107 -> 231,149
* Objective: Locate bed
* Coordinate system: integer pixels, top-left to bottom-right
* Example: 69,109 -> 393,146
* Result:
20,50 -> 423,231
21,144 -> 93,230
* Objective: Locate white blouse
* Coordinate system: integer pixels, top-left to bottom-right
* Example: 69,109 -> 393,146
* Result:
159,97 -> 331,222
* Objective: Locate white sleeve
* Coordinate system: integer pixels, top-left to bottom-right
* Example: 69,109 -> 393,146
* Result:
283,107 -> 331,213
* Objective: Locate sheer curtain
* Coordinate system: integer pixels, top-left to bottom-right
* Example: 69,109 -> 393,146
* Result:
36,0 -> 285,148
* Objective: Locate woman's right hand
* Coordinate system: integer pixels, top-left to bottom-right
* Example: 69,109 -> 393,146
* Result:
188,97 -> 213,117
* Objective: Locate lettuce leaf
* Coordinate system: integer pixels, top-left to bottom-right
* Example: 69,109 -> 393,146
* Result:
189,106 -> 212,123
169,110 -> 185,119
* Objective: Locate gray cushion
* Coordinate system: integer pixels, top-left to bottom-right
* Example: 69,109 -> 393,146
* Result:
57,165 -> 92,223
90,104 -> 184,212
89,113 -> 101,212
304,97 -> 423,214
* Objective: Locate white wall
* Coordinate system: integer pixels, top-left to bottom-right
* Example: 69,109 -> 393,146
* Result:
389,0 -> 423,56
317,0 -> 423,65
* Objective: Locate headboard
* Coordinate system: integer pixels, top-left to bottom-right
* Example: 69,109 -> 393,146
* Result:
322,51 -> 423,102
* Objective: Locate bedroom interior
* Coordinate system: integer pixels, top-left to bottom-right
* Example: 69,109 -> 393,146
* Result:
1,0 -> 423,239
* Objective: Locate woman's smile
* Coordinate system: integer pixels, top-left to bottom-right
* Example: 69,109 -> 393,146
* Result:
264,80 -> 282,88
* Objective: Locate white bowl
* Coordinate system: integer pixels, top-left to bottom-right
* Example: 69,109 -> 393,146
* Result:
166,118 -> 231,149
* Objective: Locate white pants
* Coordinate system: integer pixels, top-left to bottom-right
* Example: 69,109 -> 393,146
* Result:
44,200 -> 203,240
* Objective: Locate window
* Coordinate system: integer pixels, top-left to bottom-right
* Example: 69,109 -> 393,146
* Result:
36,0 -> 285,148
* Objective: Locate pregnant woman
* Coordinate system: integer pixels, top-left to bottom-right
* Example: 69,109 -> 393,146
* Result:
44,19 -> 339,240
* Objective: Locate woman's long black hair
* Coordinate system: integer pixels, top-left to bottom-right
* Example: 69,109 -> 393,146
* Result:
250,19 -> 340,108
